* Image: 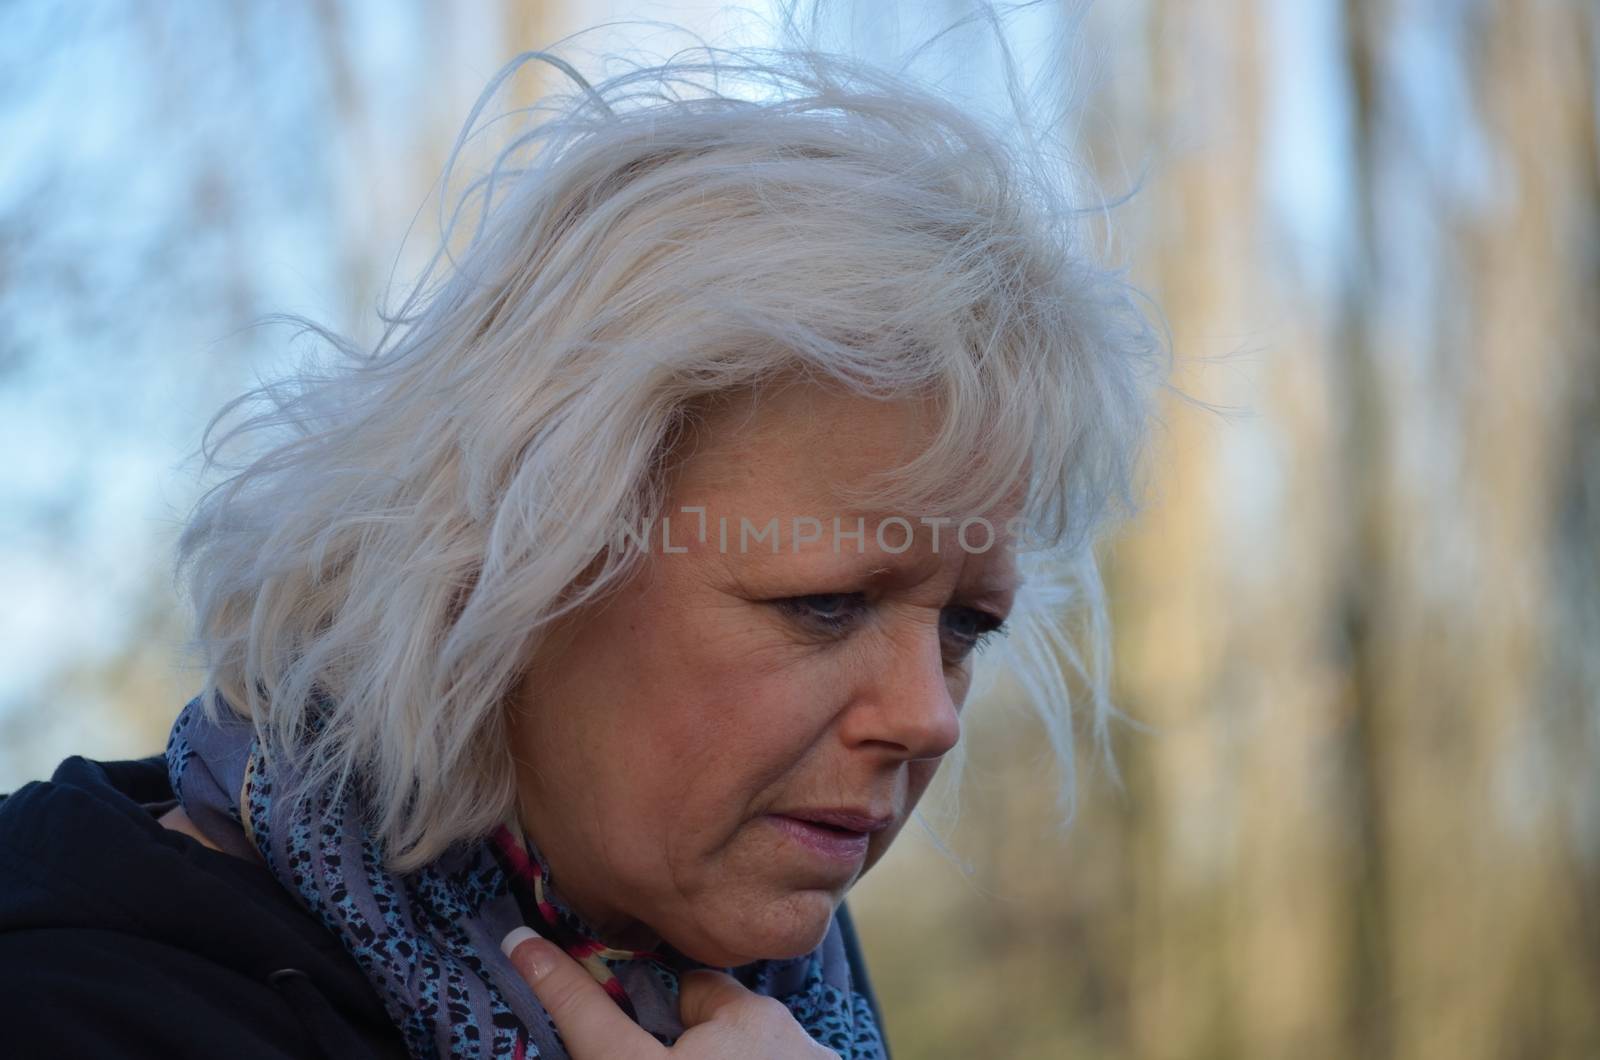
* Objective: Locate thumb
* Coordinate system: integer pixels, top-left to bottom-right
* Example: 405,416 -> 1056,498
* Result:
676,967 -> 760,1028
501,927 -> 661,1060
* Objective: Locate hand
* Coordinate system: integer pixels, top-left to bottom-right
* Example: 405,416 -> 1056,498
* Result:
502,927 -> 838,1059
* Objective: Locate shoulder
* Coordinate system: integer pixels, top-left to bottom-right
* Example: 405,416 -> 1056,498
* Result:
0,927 -> 332,1058
0,755 -> 407,1059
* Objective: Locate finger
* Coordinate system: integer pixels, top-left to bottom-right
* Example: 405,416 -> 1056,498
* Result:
676,968 -> 760,1029
501,927 -> 661,1060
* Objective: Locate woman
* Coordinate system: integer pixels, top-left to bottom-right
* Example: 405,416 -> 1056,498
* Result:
0,24 -> 1160,1060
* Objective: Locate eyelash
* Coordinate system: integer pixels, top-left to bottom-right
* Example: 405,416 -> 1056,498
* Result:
772,593 -> 1009,660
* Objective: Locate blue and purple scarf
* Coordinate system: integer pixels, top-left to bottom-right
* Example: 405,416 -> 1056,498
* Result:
164,696 -> 886,1059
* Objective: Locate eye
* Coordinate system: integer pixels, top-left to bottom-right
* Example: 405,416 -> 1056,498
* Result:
939,606 -> 1008,661
772,593 -> 869,637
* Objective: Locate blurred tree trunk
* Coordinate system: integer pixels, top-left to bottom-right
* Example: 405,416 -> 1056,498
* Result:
1337,3 -> 1398,1056
1340,1 -> 1600,1056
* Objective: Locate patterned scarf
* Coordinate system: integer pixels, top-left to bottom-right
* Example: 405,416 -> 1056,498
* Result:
164,696 -> 886,1059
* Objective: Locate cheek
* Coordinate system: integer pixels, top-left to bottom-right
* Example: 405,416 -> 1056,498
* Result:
860,759 -> 944,872
632,597 -> 855,762
545,575 -> 864,869
592,672 -> 848,928
908,756 -> 942,795
640,657 -> 848,818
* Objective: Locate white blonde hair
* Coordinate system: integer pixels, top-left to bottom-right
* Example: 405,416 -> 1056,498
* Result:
178,20 -> 1165,871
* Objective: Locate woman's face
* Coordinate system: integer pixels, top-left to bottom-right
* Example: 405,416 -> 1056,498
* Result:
508,385 -> 1020,967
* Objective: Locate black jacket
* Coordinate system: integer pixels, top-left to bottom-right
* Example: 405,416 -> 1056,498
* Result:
0,755 -> 886,1059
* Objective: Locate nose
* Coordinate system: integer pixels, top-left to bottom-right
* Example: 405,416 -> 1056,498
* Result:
839,632 -> 962,762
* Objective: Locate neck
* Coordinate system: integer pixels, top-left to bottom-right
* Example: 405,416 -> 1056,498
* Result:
509,816 -> 662,954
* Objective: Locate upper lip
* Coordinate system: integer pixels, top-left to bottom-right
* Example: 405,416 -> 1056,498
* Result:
778,808 -> 895,834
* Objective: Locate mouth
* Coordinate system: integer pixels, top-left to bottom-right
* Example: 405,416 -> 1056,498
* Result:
763,808 -> 894,866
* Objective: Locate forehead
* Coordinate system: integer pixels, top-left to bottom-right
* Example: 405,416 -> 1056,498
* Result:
673,383 -> 936,510
665,383 -> 1022,586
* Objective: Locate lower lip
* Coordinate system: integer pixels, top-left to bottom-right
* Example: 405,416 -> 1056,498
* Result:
765,815 -> 871,864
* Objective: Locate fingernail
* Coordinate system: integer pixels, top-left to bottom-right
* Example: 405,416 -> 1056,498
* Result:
500,925 -> 542,958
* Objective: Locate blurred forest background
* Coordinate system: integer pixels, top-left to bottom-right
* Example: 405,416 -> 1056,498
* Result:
2,1 -> 1596,1057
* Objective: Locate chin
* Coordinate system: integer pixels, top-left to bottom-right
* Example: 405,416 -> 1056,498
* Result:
670,889 -> 837,967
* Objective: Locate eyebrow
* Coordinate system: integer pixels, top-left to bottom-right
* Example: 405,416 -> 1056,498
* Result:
854,553 -> 1021,596
725,530 -> 1021,593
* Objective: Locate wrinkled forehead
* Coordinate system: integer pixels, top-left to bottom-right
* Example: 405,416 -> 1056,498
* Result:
655,383 -> 1025,590
670,382 -> 1031,526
